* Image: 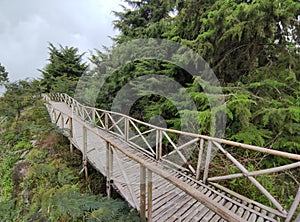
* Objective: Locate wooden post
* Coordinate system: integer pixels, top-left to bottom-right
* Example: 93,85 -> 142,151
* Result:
69,117 -> 73,154
124,118 -> 129,141
82,107 -> 85,121
286,186 -> 300,222
53,109 -> 57,123
105,112 -> 109,130
147,169 -> 153,222
82,126 -> 88,180
61,114 -> 64,129
156,130 -> 162,160
203,141 -> 212,183
196,139 -> 204,180
92,108 -> 96,124
106,141 -> 113,198
140,165 -> 146,219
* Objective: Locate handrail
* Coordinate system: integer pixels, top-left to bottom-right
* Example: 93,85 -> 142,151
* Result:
45,93 -> 300,161
43,93 -> 300,221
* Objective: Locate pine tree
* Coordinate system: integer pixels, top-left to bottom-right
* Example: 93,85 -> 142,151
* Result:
40,43 -> 88,95
0,63 -> 9,85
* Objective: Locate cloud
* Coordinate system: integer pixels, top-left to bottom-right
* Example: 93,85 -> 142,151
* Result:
0,0 -> 123,81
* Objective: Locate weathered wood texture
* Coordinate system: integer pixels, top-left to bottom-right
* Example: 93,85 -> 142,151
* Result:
43,93 -> 300,222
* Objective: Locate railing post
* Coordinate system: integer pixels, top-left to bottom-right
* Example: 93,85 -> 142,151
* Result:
147,169 -> 153,222
156,130 -> 162,160
92,108 -> 96,124
105,112 -> 109,130
53,109 -> 57,123
124,118 -> 129,141
140,165 -> 146,219
82,106 -> 85,121
82,125 -> 88,180
286,186 -> 300,222
196,138 -> 204,180
203,140 -> 212,183
61,114 -> 64,129
106,141 -> 113,198
69,117 -> 73,154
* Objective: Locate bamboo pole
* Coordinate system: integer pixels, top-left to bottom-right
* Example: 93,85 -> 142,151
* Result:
124,117 -> 129,142
140,165 -> 146,220
213,142 -> 287,215
196,139 -> 204,180
69,117 -> 73,154
82,125 -> 88,180
61,114 -> 64,129
147,169 -> 153,222
129,119 -> 154,152
105,112 -> 108,130
203,141 -> 212,183
162,138 -> 199,158
156,130 -> 162,160
285,186 -> 300,222
106,141 -> 113,198
162,131 -> 195,174
50,93 -> 300,160
92,108 -> 96,123
208,161 -> 300,182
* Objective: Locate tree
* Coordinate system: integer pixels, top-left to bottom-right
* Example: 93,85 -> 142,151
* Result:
40,43 -> 88,95
0,63 -> 9,85
107,0 -> 300,153
113,0 -> 174,43
0,80 -> 39,120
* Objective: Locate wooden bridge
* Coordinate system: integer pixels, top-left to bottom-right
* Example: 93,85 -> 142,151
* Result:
43,93 -> 300,222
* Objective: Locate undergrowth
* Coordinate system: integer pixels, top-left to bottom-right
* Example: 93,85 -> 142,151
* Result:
0,98 -> 142,222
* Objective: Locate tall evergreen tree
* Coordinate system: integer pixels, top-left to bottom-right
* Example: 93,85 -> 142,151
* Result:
0,63 -> 9,85
40,43 -> 88,95
92,0 -> 300,153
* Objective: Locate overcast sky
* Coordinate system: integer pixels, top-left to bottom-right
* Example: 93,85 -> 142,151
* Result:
0,0 -> 124,82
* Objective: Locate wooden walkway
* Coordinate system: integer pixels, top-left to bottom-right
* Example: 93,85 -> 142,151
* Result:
43,93 -> 300,222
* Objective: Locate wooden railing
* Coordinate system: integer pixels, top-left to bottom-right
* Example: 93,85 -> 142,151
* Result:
43,93 -> 300,221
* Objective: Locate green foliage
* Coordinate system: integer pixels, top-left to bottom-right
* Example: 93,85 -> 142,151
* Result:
226,164 -> 299,210
40,43 -> 88,95
0,91 -> 141,221
0,80 -> 40,120
0,62 -> 9,85
88,0 -> 300,157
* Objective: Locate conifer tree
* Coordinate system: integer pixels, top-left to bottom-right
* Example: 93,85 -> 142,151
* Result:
0,63 -> 9,85
40,43 -> 88,95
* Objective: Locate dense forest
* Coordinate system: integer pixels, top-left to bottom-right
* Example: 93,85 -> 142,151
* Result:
0,0 -> 299,221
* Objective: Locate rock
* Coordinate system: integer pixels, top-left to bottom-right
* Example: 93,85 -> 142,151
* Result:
20,150 -> 30,159
13,149 -> 24,155
12,161 -> 30,199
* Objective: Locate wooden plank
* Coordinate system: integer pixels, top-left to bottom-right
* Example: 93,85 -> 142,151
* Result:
153,181 -> 200,221
200,196 -> 224,222
210,182 -> 285,219
153,192 -> 188,221
114,149 -> 139,209
165,196 -> 196,221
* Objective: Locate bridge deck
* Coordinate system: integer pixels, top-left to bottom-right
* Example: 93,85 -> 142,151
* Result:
44,98 -> 298,222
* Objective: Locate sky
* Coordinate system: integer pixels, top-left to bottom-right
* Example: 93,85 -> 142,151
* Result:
0,0 -> 125,82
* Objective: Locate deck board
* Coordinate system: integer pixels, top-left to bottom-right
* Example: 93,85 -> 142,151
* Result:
46,100 -> 288,222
